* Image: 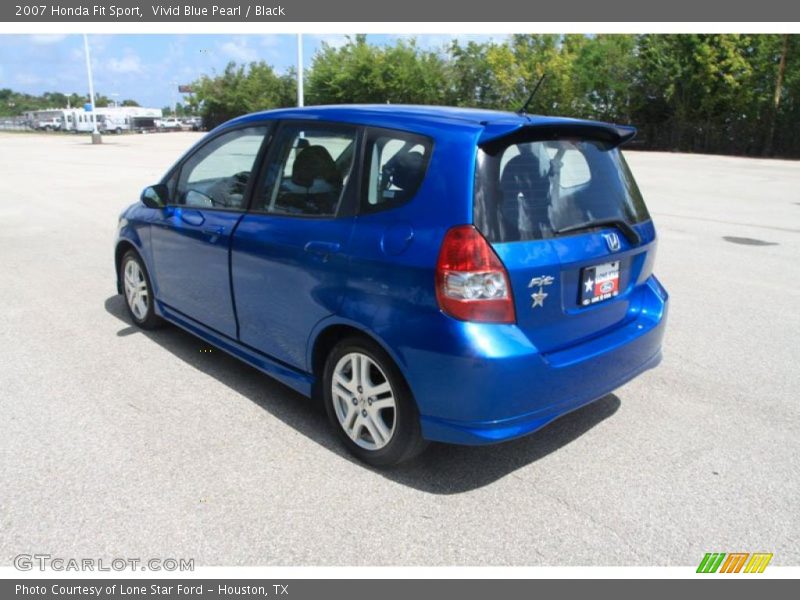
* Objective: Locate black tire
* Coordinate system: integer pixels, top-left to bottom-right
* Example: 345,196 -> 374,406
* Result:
323,336 -> 427,467
120,250 -> 163,330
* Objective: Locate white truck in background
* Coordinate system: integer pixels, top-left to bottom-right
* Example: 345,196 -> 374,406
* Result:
155,117 -> 182,130
26,110 -> 66,131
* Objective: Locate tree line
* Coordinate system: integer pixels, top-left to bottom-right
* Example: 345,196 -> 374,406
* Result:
191,34 -> 798,158
4,34 -> 796,157
0,89 -> 140,114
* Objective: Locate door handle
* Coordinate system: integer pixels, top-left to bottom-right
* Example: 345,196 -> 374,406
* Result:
203,226 -> 225,236
179,210 -> 205,227
304,241 -> 341,256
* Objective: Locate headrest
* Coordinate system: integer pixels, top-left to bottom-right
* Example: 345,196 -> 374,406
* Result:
292,145 -> 341,188
388,150 -> 425,190
501,151 -> 545,183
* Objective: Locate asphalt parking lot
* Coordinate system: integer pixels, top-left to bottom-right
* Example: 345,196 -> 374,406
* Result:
0,132 -> 798,566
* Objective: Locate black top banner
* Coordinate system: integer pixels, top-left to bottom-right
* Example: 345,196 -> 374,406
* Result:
3,0 -> 800,22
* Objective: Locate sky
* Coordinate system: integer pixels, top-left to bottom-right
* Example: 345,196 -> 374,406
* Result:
0,34 -> 507,109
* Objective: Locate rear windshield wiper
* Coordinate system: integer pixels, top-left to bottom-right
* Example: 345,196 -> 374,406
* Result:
555,219 -> 641,245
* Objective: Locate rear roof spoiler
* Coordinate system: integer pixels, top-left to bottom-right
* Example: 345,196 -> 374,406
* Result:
478,121 -> 637,154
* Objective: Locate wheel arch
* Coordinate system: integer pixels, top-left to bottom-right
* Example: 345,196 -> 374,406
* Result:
114,240 -> 139,293
307,320 -> 416,406
114,231 -> 150,294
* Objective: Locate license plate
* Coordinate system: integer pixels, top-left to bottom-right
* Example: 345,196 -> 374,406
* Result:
579,261 -> 620,306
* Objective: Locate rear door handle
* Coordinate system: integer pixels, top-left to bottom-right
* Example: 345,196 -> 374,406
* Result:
304,241 -> 341,256
202,226 -> 225,242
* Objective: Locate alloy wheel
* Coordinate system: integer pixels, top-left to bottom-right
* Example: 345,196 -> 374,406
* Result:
331,352 -> 397,450
123,258 -> 149,321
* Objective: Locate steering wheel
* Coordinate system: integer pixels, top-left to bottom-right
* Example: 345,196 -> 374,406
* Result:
230,171 -> 251,191
200,171 -> 251,207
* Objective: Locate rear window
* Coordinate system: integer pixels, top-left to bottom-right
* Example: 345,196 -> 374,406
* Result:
473,138 -> 650,243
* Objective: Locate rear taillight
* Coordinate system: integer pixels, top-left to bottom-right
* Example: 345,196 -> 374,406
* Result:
435,225 -> 515,324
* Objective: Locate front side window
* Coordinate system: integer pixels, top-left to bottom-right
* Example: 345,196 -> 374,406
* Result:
474,138 -> 650,242
255,124 -> 357,217
362,130 -> 432,213
175,126 -> 269,210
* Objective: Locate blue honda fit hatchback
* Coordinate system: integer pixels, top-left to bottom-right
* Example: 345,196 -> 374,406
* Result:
115,105 -> 668,466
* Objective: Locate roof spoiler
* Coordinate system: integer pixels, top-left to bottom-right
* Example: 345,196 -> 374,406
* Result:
478,121 -> 637,154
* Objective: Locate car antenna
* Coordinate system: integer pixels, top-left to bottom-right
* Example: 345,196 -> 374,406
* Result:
517,73 -> 546,115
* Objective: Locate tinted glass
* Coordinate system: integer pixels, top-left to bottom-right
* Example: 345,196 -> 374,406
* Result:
362,130 -> 432,213
474,139 -> 650,243
255,124 -> 357,217
175,126 -> 268,210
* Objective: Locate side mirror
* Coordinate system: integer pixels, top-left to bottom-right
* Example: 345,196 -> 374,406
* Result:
140,184 -> 169,209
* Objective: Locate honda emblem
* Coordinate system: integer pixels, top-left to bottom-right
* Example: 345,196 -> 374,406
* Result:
604,232 -> 621,252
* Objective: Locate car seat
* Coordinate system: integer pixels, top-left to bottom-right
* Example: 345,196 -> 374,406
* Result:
279,145 -> 343,215
499,148 -> 552,239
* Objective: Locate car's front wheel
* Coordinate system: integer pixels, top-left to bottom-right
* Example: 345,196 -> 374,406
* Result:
323,337 -> 427,467
121,250 -> 162,330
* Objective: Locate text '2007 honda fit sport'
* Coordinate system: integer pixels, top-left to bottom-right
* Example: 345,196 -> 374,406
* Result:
116,105 -> 668,466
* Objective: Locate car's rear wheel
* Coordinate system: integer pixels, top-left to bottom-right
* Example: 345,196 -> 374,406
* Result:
121,250 -> 162,330
323,337 -> 427,467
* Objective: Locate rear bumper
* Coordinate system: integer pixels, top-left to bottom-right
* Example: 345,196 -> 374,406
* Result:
407,275 -> 668,445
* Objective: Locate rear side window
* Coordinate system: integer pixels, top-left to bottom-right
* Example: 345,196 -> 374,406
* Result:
474,138 -> 650,243
361,129 -> 432,213
255,123 -> 357,217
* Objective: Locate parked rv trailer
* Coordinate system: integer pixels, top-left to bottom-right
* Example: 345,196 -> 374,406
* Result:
23,106 -> 164,134
66,109 -> 99,133
98,106 -> 163,133
99,113 -> 129,134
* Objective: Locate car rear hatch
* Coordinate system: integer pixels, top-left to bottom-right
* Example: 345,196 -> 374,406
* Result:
473,122 -> 656,355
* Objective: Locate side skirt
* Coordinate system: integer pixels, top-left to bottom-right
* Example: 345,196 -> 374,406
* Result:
156,301 -> 315,398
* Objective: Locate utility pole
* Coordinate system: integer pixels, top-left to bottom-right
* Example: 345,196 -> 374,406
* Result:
297,33 -> 304,107
83,34 -> 101,144
171,80 -> 178,116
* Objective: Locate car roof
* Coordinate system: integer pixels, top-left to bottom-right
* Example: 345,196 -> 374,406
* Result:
227,104 -> 636,146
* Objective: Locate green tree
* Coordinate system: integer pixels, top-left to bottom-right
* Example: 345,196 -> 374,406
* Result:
67,93 -> 86,109
509,34 -> 579,115
445,40 -> 499,107
569,35 -> 638,122
192,61 -> 296,128
633,34 -> 763,152
307,35 -> 447,105
42,91 -> 68,108
774,35 -> 799,156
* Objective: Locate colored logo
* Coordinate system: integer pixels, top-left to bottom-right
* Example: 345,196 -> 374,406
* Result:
696,552 -> 773,573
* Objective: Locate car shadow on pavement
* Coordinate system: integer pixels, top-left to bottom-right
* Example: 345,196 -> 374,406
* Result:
105,294 -> 620,495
